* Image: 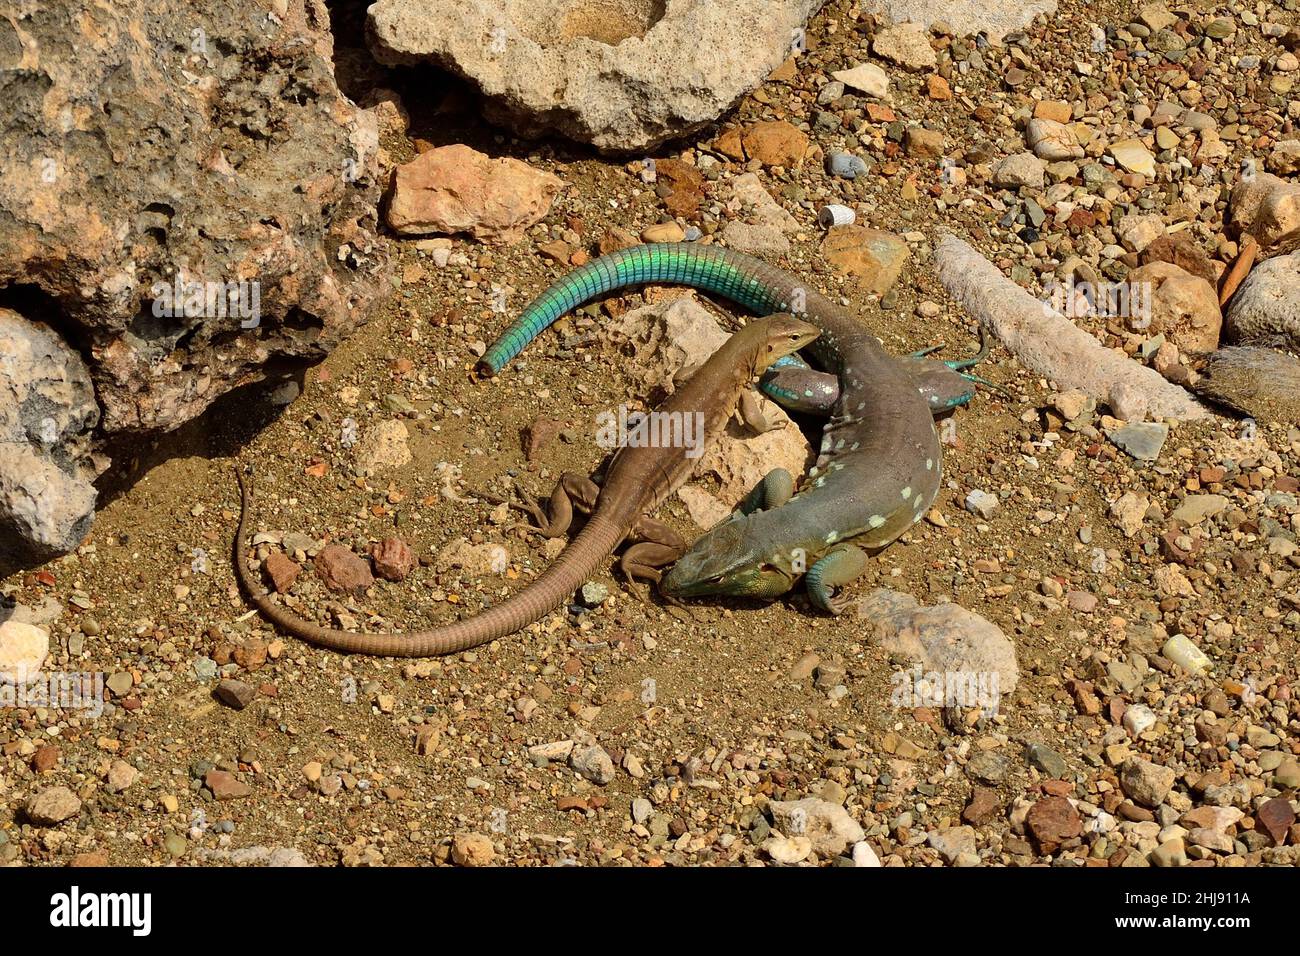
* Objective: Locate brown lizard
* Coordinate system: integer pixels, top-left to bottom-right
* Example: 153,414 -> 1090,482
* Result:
233,313 -> 820,657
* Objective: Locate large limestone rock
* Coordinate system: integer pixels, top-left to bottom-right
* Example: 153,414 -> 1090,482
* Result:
1229,173 -> 1300,254
1225,251 -> 1300,351
366,0 -> 826,153
0,0 -> 390,564
857,589 -> 1020,697
1125,261 -> 1222,355
862,0 -> 1056,42
0,311 -> 99,564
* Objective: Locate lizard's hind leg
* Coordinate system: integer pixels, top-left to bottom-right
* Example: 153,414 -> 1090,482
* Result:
620,517 -> 688,605
737,468 -> 796,516
509,472 -> 601,538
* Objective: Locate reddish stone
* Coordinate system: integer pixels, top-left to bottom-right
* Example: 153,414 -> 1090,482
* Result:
314,544 -> 374,594
1138,233 -> 1217,287
713,127 -> 745,161
371,537 -> 415,582
926,75 -> 952,100
263,552 -> 301,593
1026,795 -> 1081,846
1067,208 -> 1097,229
522,417 -> 563,462
741,120 -> 809,168
68,851 -> 109,867
233,639 -> 268,671
214,679 -> 256,710
962,787 -> 1001,825
32,744 -> 60,773
204,769 -> 252,801
1257,797 -> 1296,845
557,795 -> 588,812
654,158 -> 706,219
1117,801 -> 1154,822
1067,679 -> 1101,716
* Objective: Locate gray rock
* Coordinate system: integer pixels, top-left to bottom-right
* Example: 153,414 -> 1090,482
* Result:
1106,421 -> 1169,462
578,581 -> 609,607
991,151 -> 1046,190
857,588 -> 1020,695
826,151 -> 870,180
0,310 -> 99,564
631,798 -> 653,825
1194,347 -> 1300,426
1025,742 -> 1068,778
967,751 -> 1012,785
367,0 -> 824,153
964,489 -> 999,519
569,743 -> 615,786
1225,252 -> 1300,352
1119,757 -> 1176,808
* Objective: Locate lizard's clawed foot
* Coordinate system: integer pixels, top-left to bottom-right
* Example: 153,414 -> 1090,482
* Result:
471,487 -> 555,537
805,545 -> 869,616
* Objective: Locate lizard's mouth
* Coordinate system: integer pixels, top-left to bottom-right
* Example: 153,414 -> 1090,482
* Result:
661,561 -> 793,599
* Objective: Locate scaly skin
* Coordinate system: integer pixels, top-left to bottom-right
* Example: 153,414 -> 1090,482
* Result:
233,314 -> 819,656
761,326 -> 1007,415
477,243 -> 944,612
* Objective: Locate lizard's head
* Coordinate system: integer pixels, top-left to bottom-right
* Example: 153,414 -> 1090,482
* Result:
661,513 -> 797,600
751,314 -> 820,374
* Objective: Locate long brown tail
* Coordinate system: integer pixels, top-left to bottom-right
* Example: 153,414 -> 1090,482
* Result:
233,470 -> 626,656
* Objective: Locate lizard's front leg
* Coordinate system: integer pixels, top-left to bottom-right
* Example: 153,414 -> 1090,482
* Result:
737,390 -> 774,434
805,544 -> 869,615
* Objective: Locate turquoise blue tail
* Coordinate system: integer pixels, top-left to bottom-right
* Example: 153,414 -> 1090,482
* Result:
476,244 -> 784,376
